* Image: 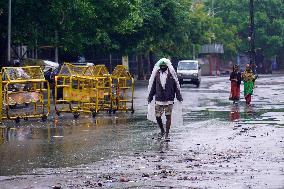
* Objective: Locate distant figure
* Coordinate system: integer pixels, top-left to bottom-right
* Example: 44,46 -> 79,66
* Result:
229,65 -> 242,104
242,64 -> 257,106
44,68 -> 53,83
147,58 -> 183,141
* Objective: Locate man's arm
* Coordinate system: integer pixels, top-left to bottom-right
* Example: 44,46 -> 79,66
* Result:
174,81 -> 183,102
147,76 -> 156,103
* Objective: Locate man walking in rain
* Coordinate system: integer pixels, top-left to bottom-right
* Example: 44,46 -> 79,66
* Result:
147,58 -> 183,141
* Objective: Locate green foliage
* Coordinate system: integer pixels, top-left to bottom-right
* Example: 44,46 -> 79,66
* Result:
0,0 -> 143,54
205,0 -> 284,58
1,0 -> 284,60
120,0 -> 217,58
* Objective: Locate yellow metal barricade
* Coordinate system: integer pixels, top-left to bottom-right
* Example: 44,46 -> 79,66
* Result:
85,65 -> 112,114
54,63 -> 86,116
111,65 -> 134,113
1,66 -> 50,123
54,63 -> 71,115
54,63 -> 100,118
55,63 -> 131,118
69,75 -> 99,117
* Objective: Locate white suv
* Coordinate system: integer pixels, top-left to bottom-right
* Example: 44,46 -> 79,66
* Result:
177,60 -> 201,87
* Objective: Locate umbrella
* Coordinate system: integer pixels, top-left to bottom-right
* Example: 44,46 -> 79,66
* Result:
43,60 -> 59,72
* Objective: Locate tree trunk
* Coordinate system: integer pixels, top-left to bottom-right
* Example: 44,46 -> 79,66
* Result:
137,54 -> 144,80
55,30 -> 59,63
149,50 -> 154,72
146,52 -> 151,79
146,51 -> 155,79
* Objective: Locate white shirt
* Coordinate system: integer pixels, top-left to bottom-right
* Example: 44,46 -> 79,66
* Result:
156,69 -> 174,105
159,69 -> 168,89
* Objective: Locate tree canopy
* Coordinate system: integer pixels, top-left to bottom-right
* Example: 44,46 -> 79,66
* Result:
205,0 -> 284,58
0,0 -> 284,61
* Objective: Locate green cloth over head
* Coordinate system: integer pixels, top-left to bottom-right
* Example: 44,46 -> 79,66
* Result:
159,61 -> 167,66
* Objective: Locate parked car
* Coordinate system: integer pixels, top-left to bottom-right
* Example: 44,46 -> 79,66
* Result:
177,60 -> 201,87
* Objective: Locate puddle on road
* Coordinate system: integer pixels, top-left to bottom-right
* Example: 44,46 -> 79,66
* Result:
1,77 -> 284,176
184,103 -> 284,126
1,104 -> 283,176
0,113 -> 161,176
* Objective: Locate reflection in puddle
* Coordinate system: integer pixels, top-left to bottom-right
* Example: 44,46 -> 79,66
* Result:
187,105 -> 284,126
0,115 -> 156,176
244,105 -> 256,120
0,127 -> 33,144
229,105 -> 240,122
0,127 -> 6,144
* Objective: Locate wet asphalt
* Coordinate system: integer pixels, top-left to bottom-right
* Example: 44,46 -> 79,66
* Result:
0,75 -> 284,188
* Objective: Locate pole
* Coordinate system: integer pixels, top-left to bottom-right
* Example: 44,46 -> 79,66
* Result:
249,0 -> 255,66
192,44 -> 195,59
7,0 -> 11,63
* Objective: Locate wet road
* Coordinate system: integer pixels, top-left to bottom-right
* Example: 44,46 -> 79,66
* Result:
0,75 -> 284,188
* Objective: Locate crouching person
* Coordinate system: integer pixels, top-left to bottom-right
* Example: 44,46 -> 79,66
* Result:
147,58 -> 183,141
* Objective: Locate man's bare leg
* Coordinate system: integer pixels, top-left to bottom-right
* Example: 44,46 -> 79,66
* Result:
156,116 -> 165,138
